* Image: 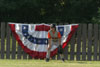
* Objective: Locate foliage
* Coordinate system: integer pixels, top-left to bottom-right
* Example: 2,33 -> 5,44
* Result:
0,0 -> 100,23
92,8 -> 100,24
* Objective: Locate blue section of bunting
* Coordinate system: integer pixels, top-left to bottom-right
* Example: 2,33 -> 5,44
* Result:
58,26 -> 64,36
22,25 -> 48,45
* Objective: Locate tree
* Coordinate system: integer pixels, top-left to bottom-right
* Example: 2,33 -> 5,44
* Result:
92,8 -> 100,24
0,0 -> 100,23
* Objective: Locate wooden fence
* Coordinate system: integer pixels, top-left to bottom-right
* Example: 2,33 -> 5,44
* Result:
0,22 -> 100,61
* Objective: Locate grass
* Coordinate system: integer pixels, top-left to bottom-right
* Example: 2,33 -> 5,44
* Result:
0,60 -> 100,67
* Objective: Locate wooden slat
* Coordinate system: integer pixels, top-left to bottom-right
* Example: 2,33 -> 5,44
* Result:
17,43 -> 22,59
87,24 -> 92,61
82,24 -> 87,60
99,24 -> 100,60
52,55 -> 56,60
23,50 -> 27,59
57,53 -> 61,60
11,34 -> 16,59
93,24 -> 98,60
63,45 -> 68,60
0,23 -> 1,58
1,22 -> 5,59
76,24 -> 81,60
6,23 -> 11,59
70,32 -> 76,60
28,55 -> 32,59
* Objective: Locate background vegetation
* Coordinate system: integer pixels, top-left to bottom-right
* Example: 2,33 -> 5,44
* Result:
0,0 -> 100,23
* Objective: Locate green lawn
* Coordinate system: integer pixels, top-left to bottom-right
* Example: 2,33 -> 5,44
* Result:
0,60 -> 100,67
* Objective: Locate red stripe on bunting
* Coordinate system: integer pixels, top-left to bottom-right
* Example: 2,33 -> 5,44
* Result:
62,25 -> 79,48
35,25 -> 50,31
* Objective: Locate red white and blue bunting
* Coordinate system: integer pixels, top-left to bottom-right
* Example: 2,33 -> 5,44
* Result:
9,23 -> 78,59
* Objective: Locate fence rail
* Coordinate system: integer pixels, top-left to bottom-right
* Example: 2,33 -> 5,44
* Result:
0,22 -> 100,61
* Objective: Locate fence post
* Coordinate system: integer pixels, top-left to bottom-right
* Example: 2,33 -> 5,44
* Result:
87,24 -> 92,61
76,24 -> 82,60
93,24 -> 98,61
82,24 -> 87,60
17,42 -> 22,59
1,22 -> 5,59
70,30 -> 76,60
99,24 -> 100,60
6,23 -> 11,59
23,49 -> 28,59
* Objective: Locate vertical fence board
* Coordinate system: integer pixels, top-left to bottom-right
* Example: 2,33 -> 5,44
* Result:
52,55 -> 56,60
11,34 -> 16,59
70,32 -> 75,60
17,43 -> 22,59
76,24 -> 81,60
82,24 -> 87,60
87,24 -> 92,61
99,24 -> 100,60
28,55 -> 32,59
23,50 -> 28,59
0,23 -> 1,59
6,24 -> 11,59
93,24 -> 98,60
1,22 -> 5,59
63,45 -> 68,60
